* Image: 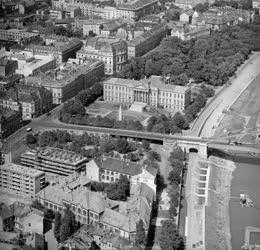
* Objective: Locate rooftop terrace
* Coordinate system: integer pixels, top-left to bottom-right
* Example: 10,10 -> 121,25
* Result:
0,163 -> 44,177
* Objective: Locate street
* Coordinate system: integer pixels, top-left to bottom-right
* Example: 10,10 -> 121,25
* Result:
189,52 -> 260,138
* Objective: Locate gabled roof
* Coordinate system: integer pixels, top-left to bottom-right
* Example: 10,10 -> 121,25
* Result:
96,157 -> 142,176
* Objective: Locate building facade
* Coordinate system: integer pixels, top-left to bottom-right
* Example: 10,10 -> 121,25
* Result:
0,29 -> 39,43
26,59 -> 104,104
103,76 -> 191,111
171,24 -> 210,41
0,109 -> 22,138
127,23 -> 167,58
21,147 -> 88,176
0,58 -> 18,77
77,36 -> 127,75
0,163 -> 45,199
52,0 -> 158,22
25,38 -> 83,64
0,83 -> 53,120
36,174 -> 155,241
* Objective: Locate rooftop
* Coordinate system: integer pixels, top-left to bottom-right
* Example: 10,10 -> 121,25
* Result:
97,157 -> 143,176
22,147 -> 87,165
26,60 -> 103,88
117,0 -> 158,11
25,38 -> 82,54
128,23 -> 166,46
104,75 -> 189,93
0,163 -> 44,177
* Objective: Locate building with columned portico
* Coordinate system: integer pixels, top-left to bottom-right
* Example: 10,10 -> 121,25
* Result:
103,75 -> 191,111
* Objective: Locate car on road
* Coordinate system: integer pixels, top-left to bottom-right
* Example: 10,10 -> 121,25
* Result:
26,127 -> 32,132
46,112 -> 51,116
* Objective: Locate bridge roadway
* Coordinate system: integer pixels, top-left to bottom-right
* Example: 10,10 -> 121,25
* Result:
30,120 -> 260,155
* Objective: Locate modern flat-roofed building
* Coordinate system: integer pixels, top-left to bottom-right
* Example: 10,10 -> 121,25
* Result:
103,75 -> 191,111
21,147 -> 88,176
26,59 -> 104,104
0,163 -> 45,199
77,36 -> 127,75
127,23 -> 167,58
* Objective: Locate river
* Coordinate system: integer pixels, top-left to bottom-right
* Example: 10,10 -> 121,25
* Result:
229,156 -> 260,250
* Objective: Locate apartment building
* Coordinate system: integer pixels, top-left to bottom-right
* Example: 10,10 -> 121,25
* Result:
0,163 -> 45,199
0,83 -> 53,120
0,109 -> 22,138
25,38 -> 83,64
204,7 -> 253,30
127,23 -> 167,58
171,23 -> 210,41
103,75 -> 191,111
77,36 -> 127,75
0,29 -> 39,43
21,147 -> 88,176
26,59 -> 104,104
116,0 -> 159,21
0,58 -> 18,77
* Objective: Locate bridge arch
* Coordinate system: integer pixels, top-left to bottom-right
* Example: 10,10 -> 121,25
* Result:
189,148 -> 198,153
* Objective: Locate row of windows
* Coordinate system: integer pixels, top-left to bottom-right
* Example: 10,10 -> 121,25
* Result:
104,85 -> 185,99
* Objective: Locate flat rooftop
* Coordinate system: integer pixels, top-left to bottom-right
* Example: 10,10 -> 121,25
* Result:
0,163 -> 44,177
22,147 -> 87,165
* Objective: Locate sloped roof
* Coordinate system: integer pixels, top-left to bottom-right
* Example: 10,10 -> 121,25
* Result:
97,157 -> 143,176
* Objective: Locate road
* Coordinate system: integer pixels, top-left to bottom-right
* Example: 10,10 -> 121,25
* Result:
3,112 -> 260,163
189,52 -> 260,138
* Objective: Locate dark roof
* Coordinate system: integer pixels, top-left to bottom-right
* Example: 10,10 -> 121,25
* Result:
98,157 -> 142,176
0,203 -> 13,219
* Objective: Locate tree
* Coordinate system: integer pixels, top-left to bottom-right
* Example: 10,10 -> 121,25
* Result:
45,209 -> 55,220
90,241 -> 101,250
135,219 -> 146,245
142,140 -> 151,151
26,133 -> 37,144
171,112 -> 189,130
147,150 -> 161,162
115,138 -> 130,154
106,175 -> 130,201
168,168 -> 182,185
168,147 -> 185,163
158,220 -> 184,250
59,208 -> 78,242
169,203 -> 177,219
54,212 -> 61,242
193,2 -> 209,12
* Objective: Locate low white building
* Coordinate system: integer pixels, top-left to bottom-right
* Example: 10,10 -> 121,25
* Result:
7,50 -> 56,77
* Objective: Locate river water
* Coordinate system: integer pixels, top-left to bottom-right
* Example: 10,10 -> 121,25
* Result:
229,156 -> 260,250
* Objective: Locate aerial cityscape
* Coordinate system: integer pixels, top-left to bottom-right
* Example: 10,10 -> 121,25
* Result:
0,0 -> 260,249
